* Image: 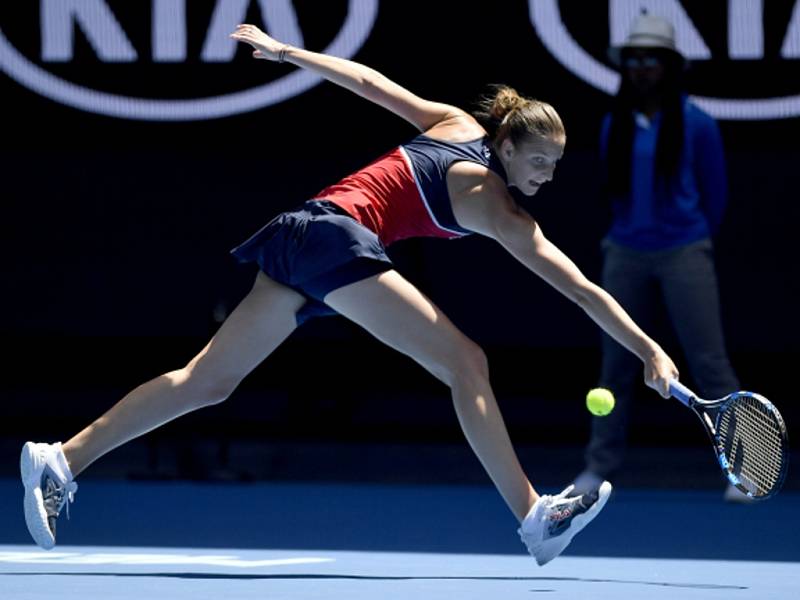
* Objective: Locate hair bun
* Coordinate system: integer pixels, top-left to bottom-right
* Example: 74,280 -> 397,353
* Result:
472,84 -> 565,145
491,86 -> 525,120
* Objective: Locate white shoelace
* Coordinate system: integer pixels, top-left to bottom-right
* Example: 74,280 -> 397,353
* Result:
63,481 -> 78,519
43,478 -> 78,520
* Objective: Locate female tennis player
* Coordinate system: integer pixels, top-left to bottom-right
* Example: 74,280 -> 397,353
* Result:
21,24 -> 678,566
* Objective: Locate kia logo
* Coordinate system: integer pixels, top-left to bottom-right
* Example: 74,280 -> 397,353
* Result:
529,0 -> 800,120
0,0 -> 378,121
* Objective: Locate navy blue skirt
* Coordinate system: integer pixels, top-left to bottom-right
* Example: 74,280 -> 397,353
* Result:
231,200 -> 393,324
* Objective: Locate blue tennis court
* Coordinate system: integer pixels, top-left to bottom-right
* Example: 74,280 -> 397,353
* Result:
2,478 -> 797,599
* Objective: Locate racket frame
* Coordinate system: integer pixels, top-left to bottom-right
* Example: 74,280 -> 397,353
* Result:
669,379 -> 789,500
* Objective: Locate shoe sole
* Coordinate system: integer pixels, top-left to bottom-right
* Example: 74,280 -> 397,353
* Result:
20,442 -> 56,550
535,481 -> 613,566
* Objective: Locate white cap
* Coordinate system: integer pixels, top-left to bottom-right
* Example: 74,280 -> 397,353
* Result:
608,13 -> 685,66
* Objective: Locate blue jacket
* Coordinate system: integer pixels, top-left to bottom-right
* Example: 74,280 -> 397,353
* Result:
599,98 -> 728,250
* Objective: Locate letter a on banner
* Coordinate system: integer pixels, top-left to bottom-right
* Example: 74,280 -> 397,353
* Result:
202,0 -> 304,62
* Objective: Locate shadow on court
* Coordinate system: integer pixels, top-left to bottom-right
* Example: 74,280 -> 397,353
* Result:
0,571 -> 748,590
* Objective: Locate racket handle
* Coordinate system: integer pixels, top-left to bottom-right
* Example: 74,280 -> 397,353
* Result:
669,379 -> 696,406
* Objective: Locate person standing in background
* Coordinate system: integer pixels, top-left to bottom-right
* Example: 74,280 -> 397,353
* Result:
571,14 -> 748,502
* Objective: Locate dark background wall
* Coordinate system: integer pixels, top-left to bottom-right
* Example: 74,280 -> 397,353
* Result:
2,1 -> 799,481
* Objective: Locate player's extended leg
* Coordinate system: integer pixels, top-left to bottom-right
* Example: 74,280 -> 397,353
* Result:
326,269 -> 534,520
22,272 -> 306,549
65,272 -> 306,475
325,270 -> 611,564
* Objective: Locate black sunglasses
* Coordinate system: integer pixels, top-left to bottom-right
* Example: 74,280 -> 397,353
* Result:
623,55 -> 662,69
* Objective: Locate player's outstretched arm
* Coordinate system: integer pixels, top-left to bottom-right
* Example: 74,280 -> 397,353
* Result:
230,24 -> 463,132
519,226 -> 677,397
452,177 -> 678,396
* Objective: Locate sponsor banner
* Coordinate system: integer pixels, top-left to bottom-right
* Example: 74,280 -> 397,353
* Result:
1,1 -> 797,121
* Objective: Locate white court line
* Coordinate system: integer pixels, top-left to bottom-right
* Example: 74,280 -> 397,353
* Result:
0,551 -> 334,568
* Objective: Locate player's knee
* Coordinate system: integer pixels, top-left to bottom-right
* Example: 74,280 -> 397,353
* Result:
175,366 -> 239,408
440,339 -> 489,389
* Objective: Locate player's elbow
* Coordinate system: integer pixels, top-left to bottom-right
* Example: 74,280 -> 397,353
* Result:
572,287 -> 593,309
572,280 -> 606,312
359,72 -> 382,98
360,69 -> 395,104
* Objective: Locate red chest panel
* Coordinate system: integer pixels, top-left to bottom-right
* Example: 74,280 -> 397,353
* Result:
313,147 -> 462,246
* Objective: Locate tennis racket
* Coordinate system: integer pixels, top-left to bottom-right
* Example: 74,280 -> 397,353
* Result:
669,379 -> 789,500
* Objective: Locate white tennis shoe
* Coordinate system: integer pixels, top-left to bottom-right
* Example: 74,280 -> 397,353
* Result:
518,481 -> 612,566
20,441 -> 78,550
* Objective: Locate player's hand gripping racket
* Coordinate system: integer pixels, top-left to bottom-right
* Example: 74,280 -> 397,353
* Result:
669,379 -> 789,500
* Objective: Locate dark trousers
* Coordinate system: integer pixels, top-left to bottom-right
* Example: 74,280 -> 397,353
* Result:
585,238 -> 740,478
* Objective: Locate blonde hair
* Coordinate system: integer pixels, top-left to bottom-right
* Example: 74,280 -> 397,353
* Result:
473,85 -> 565,145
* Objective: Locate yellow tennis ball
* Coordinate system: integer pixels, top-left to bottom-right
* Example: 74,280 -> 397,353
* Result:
586,388 -> 615,416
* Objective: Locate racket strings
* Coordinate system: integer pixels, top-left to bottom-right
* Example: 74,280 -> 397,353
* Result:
719,396 -> 786,496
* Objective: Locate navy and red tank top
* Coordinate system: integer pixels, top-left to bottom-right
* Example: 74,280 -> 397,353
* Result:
312,134 -> 507,246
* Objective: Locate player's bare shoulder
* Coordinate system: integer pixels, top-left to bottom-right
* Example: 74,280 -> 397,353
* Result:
448,162 -> 517,238
447,159 -> 507,203
425,109 -> 485,142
